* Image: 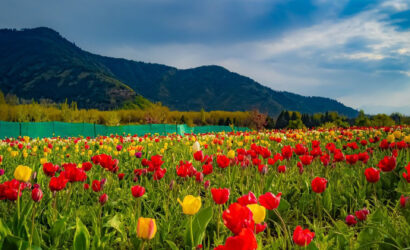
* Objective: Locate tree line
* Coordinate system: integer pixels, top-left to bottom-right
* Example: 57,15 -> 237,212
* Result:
0,91 -> 408,129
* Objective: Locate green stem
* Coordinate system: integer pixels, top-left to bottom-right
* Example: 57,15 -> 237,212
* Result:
65,182 -> 73,210
274,209 -> 290,248
190,215 -> 194,248
140,240 -> 146,250
17,184 -> 21,220
30,203 -> 36,248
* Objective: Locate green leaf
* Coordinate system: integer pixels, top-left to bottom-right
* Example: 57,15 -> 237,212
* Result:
0,218 -> 11,237
165,240 -> 179,250
323,189 -> 332,212
104,214 -> 125,238
184,206 -> 213,248
2,235 -> 23,249
277,198 -> 290,213
73,217 -> 90,250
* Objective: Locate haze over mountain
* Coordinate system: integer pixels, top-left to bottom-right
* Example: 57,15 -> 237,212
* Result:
0,27 -> 358,117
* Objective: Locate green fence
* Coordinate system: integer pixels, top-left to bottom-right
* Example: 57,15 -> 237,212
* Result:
0,121 -> 250,138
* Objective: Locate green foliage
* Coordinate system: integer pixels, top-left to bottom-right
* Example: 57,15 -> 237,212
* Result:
184,207 -> 213,248
73,218 -> 90,250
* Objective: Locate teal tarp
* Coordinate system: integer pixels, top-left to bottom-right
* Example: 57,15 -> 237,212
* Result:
0,121 -> 250,138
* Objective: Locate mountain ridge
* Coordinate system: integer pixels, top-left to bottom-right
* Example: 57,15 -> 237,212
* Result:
0,27 -> 358,117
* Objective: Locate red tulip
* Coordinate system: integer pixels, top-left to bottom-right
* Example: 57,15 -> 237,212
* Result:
355,209 -> 369,221
402,163 -> 410,183
31,188 -> 43,202
258,192 -> 281,210
346,154 -> 359,165
92,180 -> 102,192
364,168 -> 380,183
131,185 -> 145,198
81,162 -> 93,172
345,215 -> 357,226
294,144 -> 307,155
237,191 -> 258,206
99,193 -> 108,205
153,168 -> 166,180
118,173 -> 125,180
277,165 -> 286,173
49,175 -> 68,192
358,152 -> 369,164
293,225 -> 315,247
281,146 -> 293,160
195,172 -> 204,183
400,195 -> 409,208
62,164 -> 87,182
320,154 -> 330,166
43,163 -> 58,177
222,203 -> 255,235
202,164 -> 213,175
84,183 -> 90,190
204,180 -> 210,189
193,150 -> 204,162
311,177 -> 327,194
300,155 -> 313,166
217,155 -> 230,168
378,156 -> 396,172
255,223 -> 267,234
214,228 -> 257,250
211,188 -> 230,205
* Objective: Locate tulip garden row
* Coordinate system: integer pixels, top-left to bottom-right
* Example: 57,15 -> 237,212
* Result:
0,127 -> 409,249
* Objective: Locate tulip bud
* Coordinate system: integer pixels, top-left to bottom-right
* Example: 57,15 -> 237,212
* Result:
135,152 -> 142,158
31,188 -> 43,202
0,169 -> 5,176
101,178 -> 107,186
84,183 -> 90,190
195,172 -> 204,183
33,183 -> 40,189
345,215 -> 357,226
204,180 -> 210,189
99,193 -> 108,205
169,180 -> 175,190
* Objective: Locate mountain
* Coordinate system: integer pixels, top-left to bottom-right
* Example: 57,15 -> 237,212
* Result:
0,27 -> 358,117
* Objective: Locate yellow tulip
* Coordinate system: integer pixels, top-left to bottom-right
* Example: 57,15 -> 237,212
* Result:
177,195 -> 201,215
247,204 -> 266,224
393,131 -> 402,139
227,150 -> 235,159
136,217 -> 157,240
14,165 -> 32,182
387,134 -> 395,143
405,135 -> 410,143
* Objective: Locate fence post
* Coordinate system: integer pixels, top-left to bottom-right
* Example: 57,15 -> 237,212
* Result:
19,122 -> 22,137
94,123 -> 96,138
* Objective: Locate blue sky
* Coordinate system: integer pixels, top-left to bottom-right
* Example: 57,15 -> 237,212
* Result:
1,0 -> 409,115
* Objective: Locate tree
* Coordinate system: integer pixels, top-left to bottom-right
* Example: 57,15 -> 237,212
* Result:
265,116 -> 275,129
0,90 -> 5,104
355,110 -> 371,126
249,109 -> 267,130
225,117 -> 232,126
275,111 -> 290,129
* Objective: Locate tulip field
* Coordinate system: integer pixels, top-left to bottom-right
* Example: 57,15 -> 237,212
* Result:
0,127 -> 410,249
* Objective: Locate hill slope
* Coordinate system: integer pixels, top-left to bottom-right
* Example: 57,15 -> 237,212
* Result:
0,27 -> 358,117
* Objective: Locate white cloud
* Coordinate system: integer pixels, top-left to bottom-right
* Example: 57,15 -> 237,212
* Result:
83,0 -> 410,114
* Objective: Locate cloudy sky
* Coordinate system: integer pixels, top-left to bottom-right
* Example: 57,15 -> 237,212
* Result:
1,0 -> 409,115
